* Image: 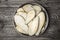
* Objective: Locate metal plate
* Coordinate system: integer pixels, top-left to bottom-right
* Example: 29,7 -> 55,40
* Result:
14,2 -> 49,37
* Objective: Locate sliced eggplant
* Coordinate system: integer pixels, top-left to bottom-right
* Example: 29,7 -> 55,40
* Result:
16,12 -> 27,20
17,8 -> 24,12
16,25 -> 27,34
23,4 -> 33,13
28,17 -> 39,36
14,15 -> 28,33
33,5 -> 41,15
35,12 -> 45,36
26,10 -> 35,24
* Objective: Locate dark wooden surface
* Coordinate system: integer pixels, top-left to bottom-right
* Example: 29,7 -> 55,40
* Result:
0,0 -> 60,40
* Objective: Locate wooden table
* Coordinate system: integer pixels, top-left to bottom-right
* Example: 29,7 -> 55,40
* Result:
0,0 -> 60,40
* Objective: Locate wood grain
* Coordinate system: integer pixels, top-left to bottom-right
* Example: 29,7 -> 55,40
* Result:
0,0 -> 60,40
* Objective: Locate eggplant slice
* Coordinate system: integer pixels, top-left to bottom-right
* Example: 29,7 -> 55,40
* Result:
26,10 -> 35,24
16,25 -> 28,34
35,12 -> 45,36
28,17 -> 39,36
16,12 -> 27,20
23,4 -> 33,13
32,5 -> 41,15
14,15 -> 28,33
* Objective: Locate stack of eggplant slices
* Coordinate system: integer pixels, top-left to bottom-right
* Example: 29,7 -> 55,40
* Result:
14,4 -> 48,36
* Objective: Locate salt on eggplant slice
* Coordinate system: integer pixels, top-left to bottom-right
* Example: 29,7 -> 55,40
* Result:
28,17 -> 39,36
14,15 -> 28,33
35,12 -> 45,36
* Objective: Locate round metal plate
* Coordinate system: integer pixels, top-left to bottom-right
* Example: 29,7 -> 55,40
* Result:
14,2 -> 49,37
